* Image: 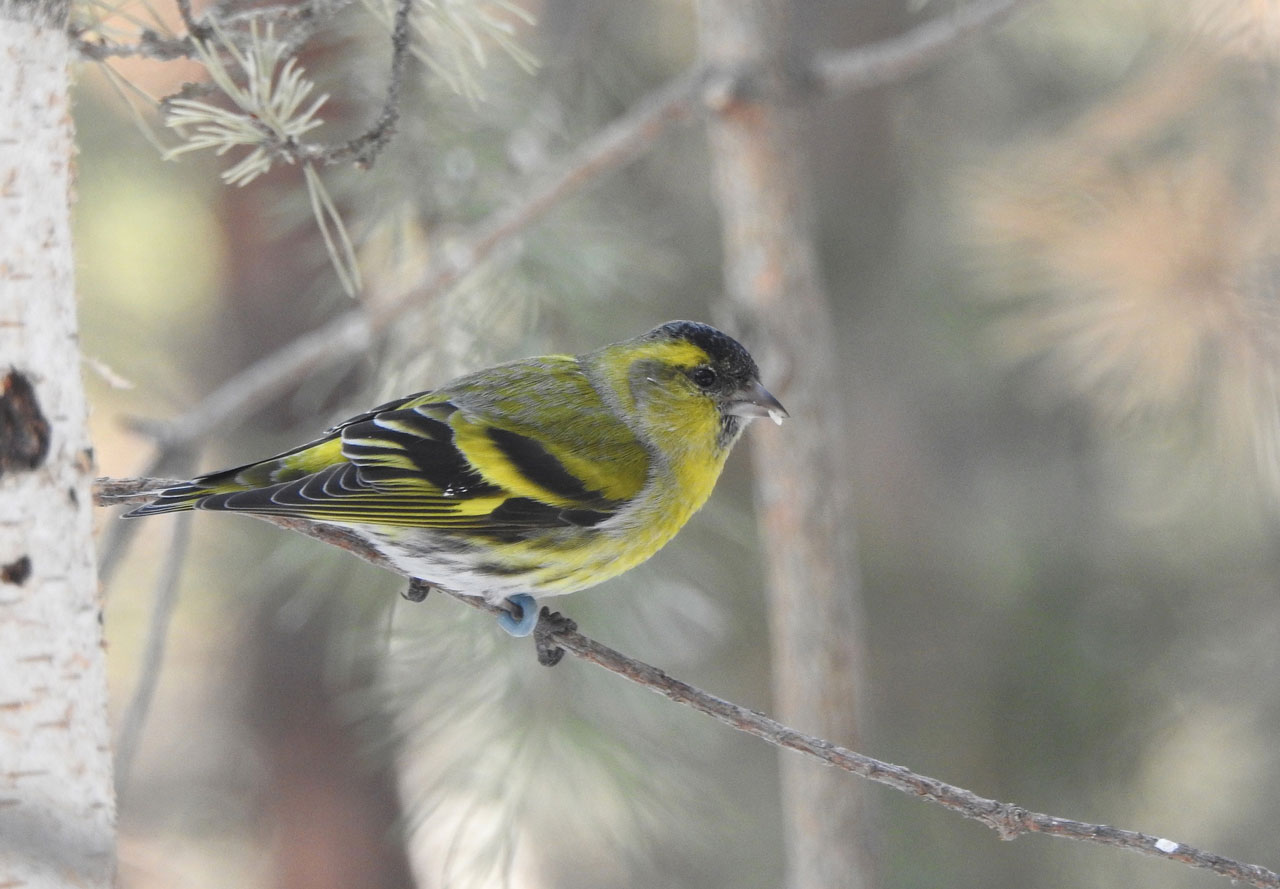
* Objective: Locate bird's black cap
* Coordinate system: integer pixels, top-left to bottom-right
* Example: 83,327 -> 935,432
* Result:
653,320 -> 761,383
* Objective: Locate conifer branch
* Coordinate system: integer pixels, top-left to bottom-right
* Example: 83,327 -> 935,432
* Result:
119,0 -> 1026,451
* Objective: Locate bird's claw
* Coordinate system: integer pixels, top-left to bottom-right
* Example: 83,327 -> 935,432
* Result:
497,593 -> 539,637
534,607 -> 577,667
403,578 -> 433,603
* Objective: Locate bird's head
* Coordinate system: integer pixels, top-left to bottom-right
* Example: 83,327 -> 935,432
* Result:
598,320 -> 788,452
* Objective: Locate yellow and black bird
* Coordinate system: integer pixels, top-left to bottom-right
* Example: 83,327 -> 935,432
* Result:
126,321 -> 787,636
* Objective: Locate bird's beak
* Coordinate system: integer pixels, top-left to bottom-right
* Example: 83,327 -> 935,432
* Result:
726,380 -> 789,426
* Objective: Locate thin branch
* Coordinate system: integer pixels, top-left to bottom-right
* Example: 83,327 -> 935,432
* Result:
74,28 -> 194,60
174,0 -> 210,40
301,0 -> 413,169
220,1 -> 324,23
91,475 -> 1280,889
112,512 -> 194,796
72,0 -> 338,60
808,0 -> 1027,95
447,67 -> 704,273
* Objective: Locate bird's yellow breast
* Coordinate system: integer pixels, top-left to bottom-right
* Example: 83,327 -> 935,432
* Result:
488,403 -> 732,595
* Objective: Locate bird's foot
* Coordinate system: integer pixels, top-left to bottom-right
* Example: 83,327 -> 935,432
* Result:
497,593 -> 540,637
402,578 -> 433,603
496,595 -> 576,665
533,607 -> 577,667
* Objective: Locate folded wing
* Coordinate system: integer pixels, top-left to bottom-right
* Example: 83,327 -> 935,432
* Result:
125,363 -> 652,535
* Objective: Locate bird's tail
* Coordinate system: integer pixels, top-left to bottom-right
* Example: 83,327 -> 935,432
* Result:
124,435 -> 348,519
122,463 -> 259,517
122,481 -> 219,518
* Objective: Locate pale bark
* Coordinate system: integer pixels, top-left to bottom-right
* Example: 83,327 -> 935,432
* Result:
696,1 -> 875,888
0,1 -> 117,885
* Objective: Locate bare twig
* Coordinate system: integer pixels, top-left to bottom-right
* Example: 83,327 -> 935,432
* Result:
808,0 -> 1027,95
74,28 -> 194,60
544,629 -> 1280,889
72,0 -> 353,59
219,2 -> 326,24
301,0 -> 413,169
112,512 -> 194,795
92,474 -> 1280,889
174,0 -> 210,40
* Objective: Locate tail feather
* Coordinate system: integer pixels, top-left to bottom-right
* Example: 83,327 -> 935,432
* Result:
122,483 -> 216,518
122,456 -> 276,518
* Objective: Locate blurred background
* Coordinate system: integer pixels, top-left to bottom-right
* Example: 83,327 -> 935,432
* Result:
77,0 -> 1280,887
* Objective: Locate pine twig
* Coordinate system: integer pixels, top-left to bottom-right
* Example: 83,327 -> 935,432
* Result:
301,0 -> 413,169
72,0 -> 347,60
92,474 -> 1280,889
76,0 -> 408,169
113,0 -> 1028,452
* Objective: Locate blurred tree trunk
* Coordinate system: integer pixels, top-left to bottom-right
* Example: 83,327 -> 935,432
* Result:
0,0 -> 118,886
696,2 -> 875,888
245,588 -> 415,889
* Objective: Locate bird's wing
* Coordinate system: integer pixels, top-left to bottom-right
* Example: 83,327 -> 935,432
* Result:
126,359 -> 652,532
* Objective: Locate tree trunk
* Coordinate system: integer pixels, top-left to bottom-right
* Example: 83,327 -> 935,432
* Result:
0,1 -> 118,885
696,2 -> 875,888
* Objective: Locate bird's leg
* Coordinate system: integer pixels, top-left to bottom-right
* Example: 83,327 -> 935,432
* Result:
496,593 -> 540,637
533,607 -> 577,667
402,578 -> 433,603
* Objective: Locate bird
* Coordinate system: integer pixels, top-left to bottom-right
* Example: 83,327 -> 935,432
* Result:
124,321 -> 788,638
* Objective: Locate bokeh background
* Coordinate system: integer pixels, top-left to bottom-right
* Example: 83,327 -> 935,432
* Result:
76,0 -> 1280,887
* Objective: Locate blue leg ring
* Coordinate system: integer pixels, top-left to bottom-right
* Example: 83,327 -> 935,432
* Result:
497,594 -> 539,637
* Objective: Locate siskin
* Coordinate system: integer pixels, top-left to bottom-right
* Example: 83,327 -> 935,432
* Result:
126,321 -> 788,637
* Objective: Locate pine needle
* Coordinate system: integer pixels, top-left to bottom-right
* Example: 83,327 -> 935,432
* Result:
304,162 -> 363,296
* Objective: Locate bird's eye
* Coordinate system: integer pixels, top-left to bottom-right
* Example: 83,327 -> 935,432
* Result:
690,366 -> 718,389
